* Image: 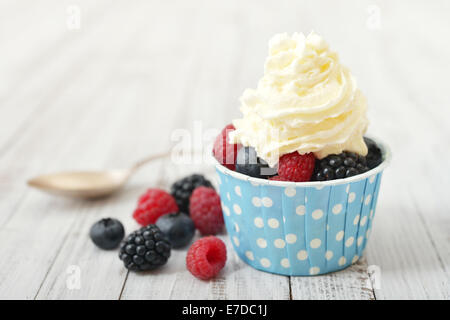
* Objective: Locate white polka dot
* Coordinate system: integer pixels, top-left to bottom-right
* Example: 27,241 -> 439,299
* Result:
357,236 -> 364,246
327,224 -> 330,231
305,196 -> 308,203
222,204 -> 230,216
297,250 -> 308,260
283,216 -> 286,223
245,251 -> 254,260
281,258 -> 290,268
257,238 -> 267,248
325,251 -> 333,260
226,192 -> 231,201
262,197 -> 273,207
353,215 -> 360,225
338,256 -> 347,266
284,187 -> 296,197
315,185 -> 324,190
370,210 -> 374,219
233,204 -> 242,215
274,239 -> 285,248
312,209 -> 324,220
260,258 -> 271,268
346,185 -> 350,193
348,192 -> 356,203
216,176 -> 222,185
285,234 -> 297,244
250,181 -> 260,186
310,238 -> 321,248
365,194 -> 372,205
234,186 -> 242,197
369,175 -> 375,184
252,197 -> 261,207
268,218 -> 279,228
360,216 -> 368,226
234,222 -> 240,233
296,205 -> 306,216
254,217 -> 264,228
309,267 -> 320,275
336,231 -> 344,241
233,236 -> 240,247
345,237 -> 354,247
366,229 -> 371,239
332,204 -> 342,214
352,255 -> 359,263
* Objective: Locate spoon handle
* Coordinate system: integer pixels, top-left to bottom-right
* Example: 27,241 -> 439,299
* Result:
131,151 -> 171,172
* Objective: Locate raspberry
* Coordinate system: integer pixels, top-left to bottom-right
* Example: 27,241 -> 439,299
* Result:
189,187 -> 224,235
133,189 -> 178,226
269,175 -> 290,181
278,152 -> 315,182
186,236 -> 227,280
212,124 -> 242,170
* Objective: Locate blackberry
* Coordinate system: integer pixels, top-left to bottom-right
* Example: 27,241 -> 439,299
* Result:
313,151 -> 369,181
170,174 -> 214,213
235,146 -> 277,179
119,225 -> 171,271
364,137 -> 382,169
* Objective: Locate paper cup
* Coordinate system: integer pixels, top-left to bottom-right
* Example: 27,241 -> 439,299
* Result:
214,138 -> 391,276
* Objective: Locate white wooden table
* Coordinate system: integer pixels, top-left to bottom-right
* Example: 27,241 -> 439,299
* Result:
0,0 -> 449,300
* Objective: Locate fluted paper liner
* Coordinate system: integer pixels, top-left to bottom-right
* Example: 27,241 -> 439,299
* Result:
215,139 -> 390,276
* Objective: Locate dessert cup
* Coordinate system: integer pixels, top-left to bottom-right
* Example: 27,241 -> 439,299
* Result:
214,137 -> 391,276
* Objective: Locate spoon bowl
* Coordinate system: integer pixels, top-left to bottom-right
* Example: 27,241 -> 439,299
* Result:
27,151 -> 169,199
27,170 -> 131,199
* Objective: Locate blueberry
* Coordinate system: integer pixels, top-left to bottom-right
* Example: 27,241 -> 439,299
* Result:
156,212 -> 195,249
89,218 -> 125,250
235,146 -> 277,178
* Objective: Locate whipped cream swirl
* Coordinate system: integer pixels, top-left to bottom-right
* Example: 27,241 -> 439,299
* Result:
231,32 -> 368,167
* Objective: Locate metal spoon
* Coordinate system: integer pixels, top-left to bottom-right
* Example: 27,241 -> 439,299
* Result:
27,151 -> 170,199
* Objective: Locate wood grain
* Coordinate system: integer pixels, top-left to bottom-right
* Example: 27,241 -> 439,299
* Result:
0,0 -> 448,299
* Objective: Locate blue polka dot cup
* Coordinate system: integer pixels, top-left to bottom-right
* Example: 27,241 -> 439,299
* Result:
214,139 -> 391,276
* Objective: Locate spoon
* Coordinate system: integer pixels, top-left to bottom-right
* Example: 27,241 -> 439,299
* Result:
27,151 -> 170,199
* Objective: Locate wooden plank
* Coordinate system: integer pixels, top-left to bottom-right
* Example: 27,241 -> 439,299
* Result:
34,0 -> 237,298
0,0 -> 114,149
0,1 -> 166,299
121,234 -> 290,300
120,164 -> 291,300
359,8 -> 450,297
290,258 -> 375,300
